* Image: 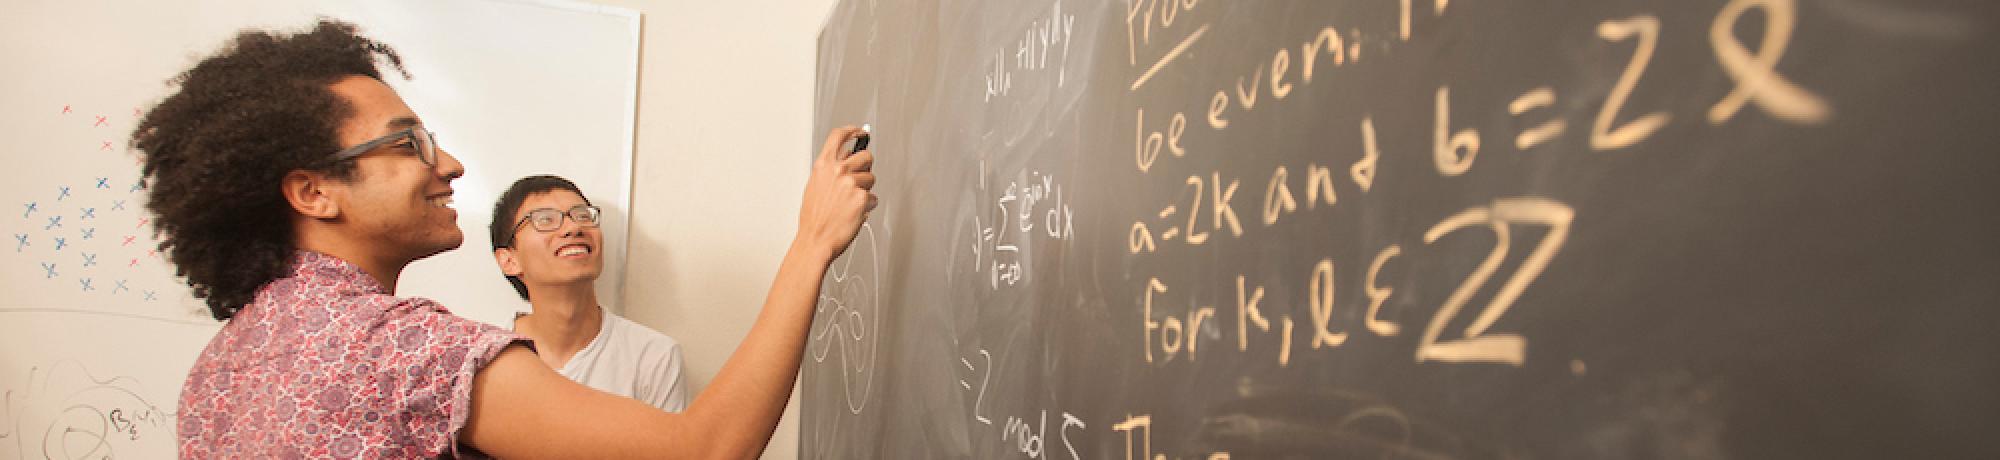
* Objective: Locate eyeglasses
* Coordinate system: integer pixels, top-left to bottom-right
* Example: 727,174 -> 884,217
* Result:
326,126 -> 439,168
504,205 -> 602,246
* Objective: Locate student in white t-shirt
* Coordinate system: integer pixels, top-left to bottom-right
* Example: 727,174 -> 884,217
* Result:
489,175 -> 689,411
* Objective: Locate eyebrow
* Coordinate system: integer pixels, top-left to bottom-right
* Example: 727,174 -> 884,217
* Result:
386,116 -> 421,130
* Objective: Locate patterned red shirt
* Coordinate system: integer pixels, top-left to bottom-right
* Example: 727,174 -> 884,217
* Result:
178,251 -> 525,458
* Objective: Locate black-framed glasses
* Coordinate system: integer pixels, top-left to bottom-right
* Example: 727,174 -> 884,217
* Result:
504,205 -> 602,246
326,126 -> 439,168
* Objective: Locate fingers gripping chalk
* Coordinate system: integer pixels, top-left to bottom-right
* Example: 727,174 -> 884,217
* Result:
849,123 -> 872,156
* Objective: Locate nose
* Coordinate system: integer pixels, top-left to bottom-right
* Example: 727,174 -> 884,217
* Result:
557,213 -> 587,236
435,148 -> 466,182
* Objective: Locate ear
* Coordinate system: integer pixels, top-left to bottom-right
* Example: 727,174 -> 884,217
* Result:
281,170 -> 341,219
494,247 -> 523,277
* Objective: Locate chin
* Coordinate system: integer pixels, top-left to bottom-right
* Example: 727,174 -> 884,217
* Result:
439,231 -> 465,250
552,271 -> 600,286
415,234 -> 466,260
565,263 -> 604,280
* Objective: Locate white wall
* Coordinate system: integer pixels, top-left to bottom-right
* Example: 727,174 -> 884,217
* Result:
583,1 -> 840,458
0,2 -> 645,457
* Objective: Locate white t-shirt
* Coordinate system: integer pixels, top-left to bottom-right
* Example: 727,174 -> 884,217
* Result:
515,309 -> 690,412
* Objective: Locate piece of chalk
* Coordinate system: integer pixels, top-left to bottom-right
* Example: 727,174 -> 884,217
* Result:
852,123 -> 872,153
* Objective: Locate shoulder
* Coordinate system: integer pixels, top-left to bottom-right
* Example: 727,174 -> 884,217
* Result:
602,310 -> 682,353
326,294 -> 525,394
596,311 -> 688,410
379,297 -> 518,350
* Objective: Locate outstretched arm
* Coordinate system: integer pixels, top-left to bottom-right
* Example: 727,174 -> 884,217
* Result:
461,126 -> 878,459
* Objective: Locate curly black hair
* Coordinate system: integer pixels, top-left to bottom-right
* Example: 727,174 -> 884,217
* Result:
489,175 -> 593,301
132,19 -> 407,320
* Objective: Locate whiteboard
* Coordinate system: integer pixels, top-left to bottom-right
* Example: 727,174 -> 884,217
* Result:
0,0 -> 639,457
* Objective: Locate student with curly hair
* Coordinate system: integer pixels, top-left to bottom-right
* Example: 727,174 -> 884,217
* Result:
137,20 -> 877,458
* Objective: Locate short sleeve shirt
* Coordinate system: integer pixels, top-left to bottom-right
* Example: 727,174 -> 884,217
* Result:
178,251 -> 526,458
518,310 -> 690,412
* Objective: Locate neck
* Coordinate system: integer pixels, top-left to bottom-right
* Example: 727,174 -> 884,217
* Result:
294,226 -> 411,293
514,282 -> 603,369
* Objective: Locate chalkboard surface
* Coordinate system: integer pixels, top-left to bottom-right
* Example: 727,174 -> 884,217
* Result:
802,1 -> 1999,458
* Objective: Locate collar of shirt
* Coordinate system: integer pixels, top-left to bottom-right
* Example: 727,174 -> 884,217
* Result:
222,250 -> 459,347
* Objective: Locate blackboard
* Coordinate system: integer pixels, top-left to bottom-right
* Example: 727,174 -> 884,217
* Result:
802,1 -> 2000,458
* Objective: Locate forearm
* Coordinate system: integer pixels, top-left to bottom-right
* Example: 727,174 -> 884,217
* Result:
467,126 -> 873,459
684,238 -> 830,458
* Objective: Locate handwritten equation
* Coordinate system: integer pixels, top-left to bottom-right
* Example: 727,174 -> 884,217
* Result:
954,347 -> 1089,460
968,165 -> 1076,290
985,1 -> 1080,103
1117,1 -> 1834,457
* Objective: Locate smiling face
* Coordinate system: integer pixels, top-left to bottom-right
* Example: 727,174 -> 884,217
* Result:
496,189 -> 604,293
325,75 -> 465,262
